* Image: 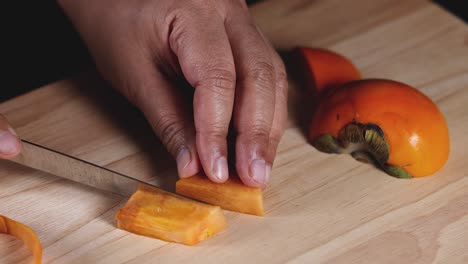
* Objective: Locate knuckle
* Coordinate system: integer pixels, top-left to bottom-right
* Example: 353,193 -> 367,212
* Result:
243,60 -> 276,96
167,16 -> 189,52
197,123 -> 228,139
198,66 -> 236,96
154,114 -> 185,153
197,129 -> 228,147
249,60 -> 275,83
249,122 -> 271,139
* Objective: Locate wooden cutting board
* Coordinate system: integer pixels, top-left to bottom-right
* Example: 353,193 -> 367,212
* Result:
1,0 -> 468,263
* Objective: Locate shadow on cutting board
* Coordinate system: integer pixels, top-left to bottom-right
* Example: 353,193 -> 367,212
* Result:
58,72 -> 180,192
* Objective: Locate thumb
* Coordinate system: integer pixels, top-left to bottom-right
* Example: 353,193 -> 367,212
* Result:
0,114 -> 21,159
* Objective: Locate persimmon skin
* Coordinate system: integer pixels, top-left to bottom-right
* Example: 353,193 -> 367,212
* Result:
297,47 -> 361,95
176,174 -> 264,216
0,215 -> 42,264
309,79 -> 450,177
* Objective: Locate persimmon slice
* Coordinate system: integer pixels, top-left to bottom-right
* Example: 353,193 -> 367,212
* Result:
296,47 -> 361,95
115,184 -> 227,246
176,175 -> 264,216
0,215 -> 42,264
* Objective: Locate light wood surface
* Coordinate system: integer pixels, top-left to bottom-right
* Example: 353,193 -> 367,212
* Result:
1,0 -> 468,263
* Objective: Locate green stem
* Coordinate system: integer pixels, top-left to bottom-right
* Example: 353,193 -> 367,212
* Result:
312,122 -> 413,179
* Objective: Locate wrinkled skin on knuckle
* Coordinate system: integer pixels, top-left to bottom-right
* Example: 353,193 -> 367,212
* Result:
237,120 -> 271,145
197,129 -> 227,142
166,11 -> 193,53
244,60 -> 276,97
166,2 -> 223,52
154,113 -> 186,155
196,129 -> 229,156
197,67 -> 236,97
250,123 -> 271,140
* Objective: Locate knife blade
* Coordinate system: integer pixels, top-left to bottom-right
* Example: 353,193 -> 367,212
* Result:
11,140 -> 159,197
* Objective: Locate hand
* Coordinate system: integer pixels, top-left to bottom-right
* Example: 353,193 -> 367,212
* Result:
0,114 -> 21,159
58,0 -> 288,188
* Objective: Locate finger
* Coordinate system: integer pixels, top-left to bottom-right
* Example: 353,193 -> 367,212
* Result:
0,114 -> 21,159
259,30 -> 289,168
226,17 -> 277,188
169,11 -> 236,183
119,58 -> 201,179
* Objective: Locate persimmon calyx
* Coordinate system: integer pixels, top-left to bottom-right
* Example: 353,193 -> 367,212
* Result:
312,122 -> 413,179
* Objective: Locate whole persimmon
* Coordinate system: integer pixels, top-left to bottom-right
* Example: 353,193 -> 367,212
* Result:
309,79 -> 450,178
296,47 -> 361,95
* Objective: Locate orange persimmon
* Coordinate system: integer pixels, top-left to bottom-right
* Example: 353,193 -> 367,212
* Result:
115,184 -> 227,246
309,79 -> 449,178
296,47 -> 361,95
176,174 -> 264,216
0,215 -> 42,264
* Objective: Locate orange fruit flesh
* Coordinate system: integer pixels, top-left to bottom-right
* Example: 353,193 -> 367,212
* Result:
116,184 -> 227,246
176,174 -> 264,216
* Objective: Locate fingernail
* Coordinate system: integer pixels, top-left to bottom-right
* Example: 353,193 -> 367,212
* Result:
0,130 -> 20,155
176,147 -> 192,177
213,156 -> 228,182
250,159 -> 267,186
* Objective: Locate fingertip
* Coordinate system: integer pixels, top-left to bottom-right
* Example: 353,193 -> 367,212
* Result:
176,147 -> 201,178
0,130 -> 21,159
238,172 -> 263,188
177,161 -> 200,179
208,156 -> 229,183
237,158 -> 270,188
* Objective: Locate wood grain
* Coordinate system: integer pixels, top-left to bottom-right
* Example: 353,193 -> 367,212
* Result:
1,0 -> 468,263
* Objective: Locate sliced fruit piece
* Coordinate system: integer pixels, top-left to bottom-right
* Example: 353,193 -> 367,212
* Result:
0,215 -> 42,264
176,174 -> 264,216
115,184 -> 227,246
309,79 -> 450,178
296,47 -> 361,95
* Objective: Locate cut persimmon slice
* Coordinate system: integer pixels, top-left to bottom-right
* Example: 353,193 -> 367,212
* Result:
115,184 -> 227,246
0,215 -> 42,264
176,175 -> 264,216
296,47 -> 361,95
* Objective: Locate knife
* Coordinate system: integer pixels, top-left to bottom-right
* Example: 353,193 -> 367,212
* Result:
11,139 -> 159,197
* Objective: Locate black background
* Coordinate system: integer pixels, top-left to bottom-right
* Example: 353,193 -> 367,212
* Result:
3,1 -> 466,102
